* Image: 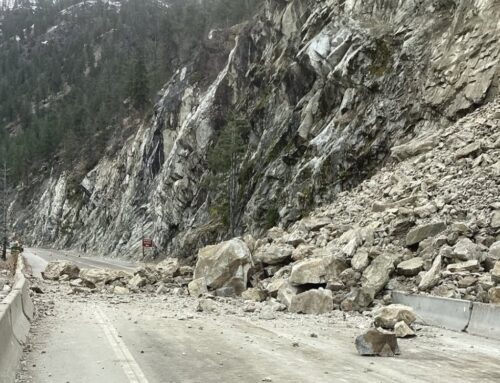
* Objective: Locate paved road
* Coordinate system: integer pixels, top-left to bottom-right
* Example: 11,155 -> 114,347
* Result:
23,247 -> 137,277
15,249 -> 500,383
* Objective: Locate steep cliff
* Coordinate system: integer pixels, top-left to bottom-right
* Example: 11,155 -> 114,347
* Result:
12,0 -> 500,259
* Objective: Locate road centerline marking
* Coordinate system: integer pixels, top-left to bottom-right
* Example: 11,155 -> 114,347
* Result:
95,307 -> 150,383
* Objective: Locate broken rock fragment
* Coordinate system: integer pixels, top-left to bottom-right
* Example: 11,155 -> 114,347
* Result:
374,304 -> 416,329
406,222 -> 446,247
241,287 -> 267,302
396,257 -> 424,277
188,278 -> 208,297
446,260 -> 480,273
394,321 -> 416,338
355,329 -> 400,357
491,261 -> 500,284
419,254 -> 442,291
155,258 -> 180,277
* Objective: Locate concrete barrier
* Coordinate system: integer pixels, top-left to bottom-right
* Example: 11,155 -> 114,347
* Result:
0,255 -> 34,383
0,303 -> 22,383
392,291 -> 472,332
468,303 -> 500,341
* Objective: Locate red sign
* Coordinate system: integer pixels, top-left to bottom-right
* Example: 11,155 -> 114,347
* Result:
142,238 -> 154,248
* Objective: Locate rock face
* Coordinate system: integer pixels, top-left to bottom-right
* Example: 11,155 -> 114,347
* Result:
42,261 -> 80,280
288,289 -> 333,315
355,330 -> 400,357
193,239 -> 251,294
14,0 -> 500,265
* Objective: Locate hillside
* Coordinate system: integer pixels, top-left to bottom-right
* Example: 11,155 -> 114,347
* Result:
2,0 -> 499,263
0,0 -> 258,181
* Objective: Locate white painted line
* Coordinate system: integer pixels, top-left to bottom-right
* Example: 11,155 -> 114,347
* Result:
95,307 -> 150,383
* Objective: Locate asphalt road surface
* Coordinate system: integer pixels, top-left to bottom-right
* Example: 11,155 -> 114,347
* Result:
23,247 -> 137,277
15,249 -> 500,383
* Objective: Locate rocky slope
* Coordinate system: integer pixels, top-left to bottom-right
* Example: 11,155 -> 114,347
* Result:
12,0 -> 500,262
41,96 -> 500,313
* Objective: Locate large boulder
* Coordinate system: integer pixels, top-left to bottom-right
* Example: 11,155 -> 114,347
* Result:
79,268 -> 112,286
289,256 -> 347,286
254,243 -> 293,265
406,222 -> 446,246
288,288 -> 333,315
193,239 -> 251,291
42,261 -> 80,280
155,258 -> 180,277
355,330 -> 400,357
361,255 -> 394,296
373,304 -> 417,329
396,257 -> 424,277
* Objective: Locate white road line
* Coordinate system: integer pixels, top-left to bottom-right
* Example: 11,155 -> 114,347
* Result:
95,307 -> 150,383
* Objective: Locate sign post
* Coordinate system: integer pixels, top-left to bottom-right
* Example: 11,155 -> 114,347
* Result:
142,238 -> 153,248
142,237 -> 154,259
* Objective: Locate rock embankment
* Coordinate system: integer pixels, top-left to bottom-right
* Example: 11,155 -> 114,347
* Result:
45,99 -> 500,317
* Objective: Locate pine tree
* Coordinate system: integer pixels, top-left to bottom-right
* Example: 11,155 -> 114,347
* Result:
129,50 -> 149,110
207,114 -> 250,237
